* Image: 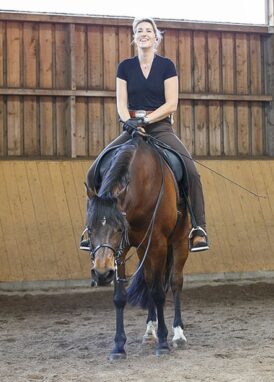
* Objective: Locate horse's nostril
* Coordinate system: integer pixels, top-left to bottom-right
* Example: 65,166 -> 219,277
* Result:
92,268 -> 115,286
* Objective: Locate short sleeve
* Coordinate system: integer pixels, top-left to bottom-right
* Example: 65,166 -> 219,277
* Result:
164,59 -> 177,80
117,61 -> 127,81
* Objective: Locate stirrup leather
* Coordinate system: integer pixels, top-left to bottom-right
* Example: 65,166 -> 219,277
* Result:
79,227 -> 91,252
188,226 -> 209,252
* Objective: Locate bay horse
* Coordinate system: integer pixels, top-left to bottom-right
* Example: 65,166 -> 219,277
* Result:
84,134 -> 189,359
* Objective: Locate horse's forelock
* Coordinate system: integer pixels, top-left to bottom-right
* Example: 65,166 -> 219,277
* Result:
88,195 -> 127,231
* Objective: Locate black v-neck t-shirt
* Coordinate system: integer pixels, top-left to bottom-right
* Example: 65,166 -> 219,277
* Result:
116,55 -> 177,111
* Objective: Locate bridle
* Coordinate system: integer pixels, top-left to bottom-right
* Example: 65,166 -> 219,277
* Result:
86,226 -> 128,277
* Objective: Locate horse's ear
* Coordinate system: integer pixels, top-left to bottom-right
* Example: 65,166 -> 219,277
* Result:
84,182 -> 96,199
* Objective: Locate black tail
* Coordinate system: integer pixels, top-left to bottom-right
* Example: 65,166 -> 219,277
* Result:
127,265 -> 149,309
127,246 -> 174,309
164,245 -> 174,293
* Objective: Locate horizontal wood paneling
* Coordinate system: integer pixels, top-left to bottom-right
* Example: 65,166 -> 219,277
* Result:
0,159 -> 274,283
0,15 -> 271,158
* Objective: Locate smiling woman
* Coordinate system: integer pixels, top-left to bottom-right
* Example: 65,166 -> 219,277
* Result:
0,0 -> 267,24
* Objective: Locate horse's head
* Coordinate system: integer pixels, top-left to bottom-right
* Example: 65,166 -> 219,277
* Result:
85,184 -> 129,286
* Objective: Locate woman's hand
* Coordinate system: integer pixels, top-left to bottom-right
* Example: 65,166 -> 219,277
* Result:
123,118 -> 147,136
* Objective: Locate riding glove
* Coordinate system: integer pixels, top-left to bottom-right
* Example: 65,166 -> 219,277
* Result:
123,117 -> 147,136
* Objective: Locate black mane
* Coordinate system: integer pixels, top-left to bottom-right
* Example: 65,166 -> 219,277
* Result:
86,139 -> 139,236
99,140 -> 138,199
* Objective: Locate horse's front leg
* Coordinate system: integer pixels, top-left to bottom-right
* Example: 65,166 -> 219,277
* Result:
109,272 -> 127,360
150,283 -> 169,356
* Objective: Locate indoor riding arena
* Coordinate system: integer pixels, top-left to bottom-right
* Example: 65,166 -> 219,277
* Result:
1,6 -> 274,382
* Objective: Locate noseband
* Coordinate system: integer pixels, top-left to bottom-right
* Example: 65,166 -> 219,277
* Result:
87,227 -> 127,274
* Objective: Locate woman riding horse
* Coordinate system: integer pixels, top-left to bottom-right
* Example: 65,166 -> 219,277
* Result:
82,17 -> 209,252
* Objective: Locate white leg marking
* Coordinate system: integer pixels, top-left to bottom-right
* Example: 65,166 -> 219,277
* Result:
142,321 -> 158,344
172,326 -> 187,348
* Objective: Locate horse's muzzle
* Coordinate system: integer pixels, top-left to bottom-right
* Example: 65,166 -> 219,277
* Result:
91,268 -> 115,286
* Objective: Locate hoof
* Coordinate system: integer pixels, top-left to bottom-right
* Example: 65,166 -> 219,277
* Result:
142,334 -> 158,346
172,337 -> 187,349
108,351 -> 127,361
155,343 -> 170,356
172,327 -> 187,349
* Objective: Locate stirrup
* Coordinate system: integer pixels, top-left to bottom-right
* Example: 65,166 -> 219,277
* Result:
79,228 -> 91,252
188,226 -> 209,252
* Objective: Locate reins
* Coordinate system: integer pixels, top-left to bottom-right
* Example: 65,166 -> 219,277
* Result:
146,134 -> 267,199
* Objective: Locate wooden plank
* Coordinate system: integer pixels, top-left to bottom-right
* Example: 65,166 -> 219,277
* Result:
56,97 -> 66,156
0,163 -> 23,280
246,161 -> 274,268
39,23 -> 53,88
104,98 -> 119,146
40,97 -> 54,156
256,161 -> 274,266
0,164 -> 13,281
75,24 -> 87,89
193,31 -> 206,92
163,29 -> 178,66
36,161 -> 68,278
26,161 -> 59,279
249,34 -> 262,95
7,96 -> 21,156
3,162 -> 35,279
251,102 -> 263,155
76,98 -> 88,156
179,101 -> 193,154
178,30 -> 192,93
223,102 -> 236,155
103,26 -> 117,91
217,161 -> 253,270
237,102 -> 249,155
23,22 -> 37,88
163,29 -> 178,132
87,25 -> 103,89
222,32 -> 235,94
0,21 -> 4,86
22,23 -> 38,156
24,96 -> 38,155
48,161 -> 83,278
194,101 -> 208,155
208,101 -> 222,155
6,22 -> 21,87
118,26 -> 132,62
55,24 -> 67,89
61,162 -> 89,276
88,98 -> 104,156
13,162 -> 49,277
208,32 -> 221,93
235,33 -> 248,94
0,96 -> 4,156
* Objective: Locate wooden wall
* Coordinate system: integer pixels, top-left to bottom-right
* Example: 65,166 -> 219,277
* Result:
0,12 -> 272,159
0,159 -> 274,283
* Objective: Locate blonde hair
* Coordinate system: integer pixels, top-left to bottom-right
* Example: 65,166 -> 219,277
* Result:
132,17 -> 163,48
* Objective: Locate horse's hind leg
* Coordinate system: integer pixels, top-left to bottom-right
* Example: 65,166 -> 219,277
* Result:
143,295 -> 158,345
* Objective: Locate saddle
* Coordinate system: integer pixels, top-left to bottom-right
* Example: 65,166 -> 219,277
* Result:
93,136 -> 189,202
